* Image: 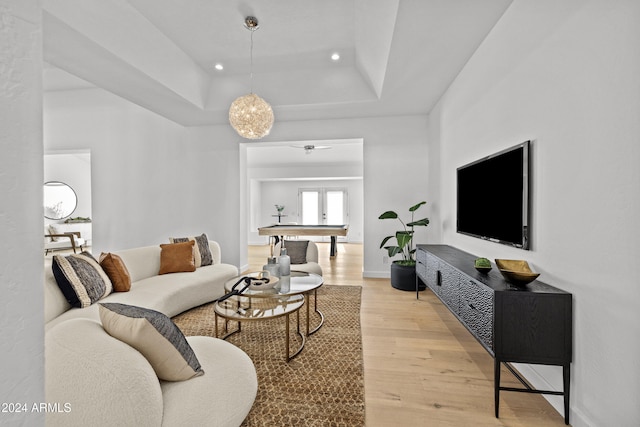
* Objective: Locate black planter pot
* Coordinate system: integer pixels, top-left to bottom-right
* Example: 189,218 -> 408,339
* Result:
390,262 -> 425,291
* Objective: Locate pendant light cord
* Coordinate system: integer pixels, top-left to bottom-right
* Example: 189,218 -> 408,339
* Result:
250,29 -> 254,94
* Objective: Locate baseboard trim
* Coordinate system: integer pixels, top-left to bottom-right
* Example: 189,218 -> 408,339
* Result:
248,240 -> 269,246
363,271 -> 390,279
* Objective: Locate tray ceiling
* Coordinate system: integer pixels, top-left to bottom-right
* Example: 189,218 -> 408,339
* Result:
43,0 -> 513,126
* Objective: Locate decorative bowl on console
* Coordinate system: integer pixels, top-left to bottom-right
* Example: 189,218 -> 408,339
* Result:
474,257 -> 492,273
495,259 -> 540,286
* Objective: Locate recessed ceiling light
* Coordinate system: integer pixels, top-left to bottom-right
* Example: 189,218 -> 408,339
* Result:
214,63 -> 224,71
331,53 -> 340,61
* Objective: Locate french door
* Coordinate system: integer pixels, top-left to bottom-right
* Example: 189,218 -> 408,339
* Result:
299,188 -> 348,241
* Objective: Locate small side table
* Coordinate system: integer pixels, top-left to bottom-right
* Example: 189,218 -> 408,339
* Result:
271,214 -> 287,223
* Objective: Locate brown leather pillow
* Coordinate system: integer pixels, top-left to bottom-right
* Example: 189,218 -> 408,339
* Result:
159,241 -> 196,275
99,252 -> 132,292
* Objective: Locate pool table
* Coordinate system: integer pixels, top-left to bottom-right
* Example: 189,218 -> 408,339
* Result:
258,224 -> 349,258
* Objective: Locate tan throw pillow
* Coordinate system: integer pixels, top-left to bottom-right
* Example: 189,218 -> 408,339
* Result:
99,303 -> 204,381
99,252 -> 132,292
169,233 -> 213,267
159,241 -> 196,275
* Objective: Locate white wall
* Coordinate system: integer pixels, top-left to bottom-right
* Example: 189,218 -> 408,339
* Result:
44,91 -> 430,274
43,89 -> 244,264
429,0 -> 640,425
0,0 -> 45,425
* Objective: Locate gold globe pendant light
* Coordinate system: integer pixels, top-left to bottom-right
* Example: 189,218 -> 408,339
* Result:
229,16 -> 274,139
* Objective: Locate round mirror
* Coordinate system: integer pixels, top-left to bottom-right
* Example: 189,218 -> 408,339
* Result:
44,181 -> 78,220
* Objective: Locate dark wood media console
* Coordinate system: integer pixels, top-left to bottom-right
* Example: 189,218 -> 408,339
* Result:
416,245 -> 572,424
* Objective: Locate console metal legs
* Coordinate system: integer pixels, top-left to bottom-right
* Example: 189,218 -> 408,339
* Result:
494,360 -> 570,425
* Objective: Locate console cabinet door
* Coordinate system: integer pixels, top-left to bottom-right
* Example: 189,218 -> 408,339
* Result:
459,279 -> 494,352
439,263 -> 460,313
495,292 -> 572,364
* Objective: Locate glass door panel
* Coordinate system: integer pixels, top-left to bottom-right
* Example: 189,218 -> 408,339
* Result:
326,190 -> 345,224
299,188 -> 348,242
300,190 -> 320,225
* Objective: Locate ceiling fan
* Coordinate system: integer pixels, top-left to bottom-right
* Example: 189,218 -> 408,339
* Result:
290,144 -> 332,154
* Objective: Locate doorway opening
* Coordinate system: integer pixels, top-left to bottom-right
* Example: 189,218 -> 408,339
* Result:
242,138 -> 363,271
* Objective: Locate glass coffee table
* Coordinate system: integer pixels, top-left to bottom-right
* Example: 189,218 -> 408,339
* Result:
214,271 -> 324,361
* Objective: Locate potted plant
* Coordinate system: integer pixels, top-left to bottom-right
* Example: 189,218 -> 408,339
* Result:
379,201 -> 429,291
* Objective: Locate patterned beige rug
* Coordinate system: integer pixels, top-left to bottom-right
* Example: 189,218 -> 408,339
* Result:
172,285 -> 365,426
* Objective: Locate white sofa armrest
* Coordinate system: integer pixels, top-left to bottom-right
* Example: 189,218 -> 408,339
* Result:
208,240 -> 222,264
161,336 -> 257,426
46,319 -> 163,427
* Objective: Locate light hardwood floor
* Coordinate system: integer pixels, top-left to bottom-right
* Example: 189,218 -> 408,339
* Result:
248,243 -> 569,426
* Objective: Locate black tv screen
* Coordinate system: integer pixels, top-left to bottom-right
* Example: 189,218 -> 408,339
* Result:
457,141 -> 530,249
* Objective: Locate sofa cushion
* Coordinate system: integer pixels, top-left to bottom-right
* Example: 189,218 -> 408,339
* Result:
170,233 -> 213,267
283,240 -> 309,264
99,303 -> 204,381
103,263 -> 239,318
161,336 -> 258,427
99,252 -> 131,292
159,241 -> 196,275
52,252 -> 113,308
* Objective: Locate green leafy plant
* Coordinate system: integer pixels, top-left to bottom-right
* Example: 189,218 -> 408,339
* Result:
379,201 -> 429,266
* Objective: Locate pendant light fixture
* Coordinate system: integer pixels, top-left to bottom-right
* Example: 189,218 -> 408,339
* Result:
229,16 -> 274,140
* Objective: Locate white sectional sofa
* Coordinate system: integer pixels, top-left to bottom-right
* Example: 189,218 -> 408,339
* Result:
44,240 -> 258,427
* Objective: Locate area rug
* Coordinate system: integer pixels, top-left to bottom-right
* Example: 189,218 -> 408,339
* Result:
172,285 -> 365,426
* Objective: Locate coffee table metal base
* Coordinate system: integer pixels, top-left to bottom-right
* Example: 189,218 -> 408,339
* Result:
214,296 -> 306,362
306,289 -> 324,336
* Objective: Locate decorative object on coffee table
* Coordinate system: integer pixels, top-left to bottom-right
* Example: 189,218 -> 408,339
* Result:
262,256 -> 280,277
278,247 -> 290,276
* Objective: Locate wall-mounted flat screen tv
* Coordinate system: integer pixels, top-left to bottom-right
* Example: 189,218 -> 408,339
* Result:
457,141 -> 530,250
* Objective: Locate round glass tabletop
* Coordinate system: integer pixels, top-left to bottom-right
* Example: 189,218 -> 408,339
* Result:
214,293 -> 304,321
224,271 -> 323,298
